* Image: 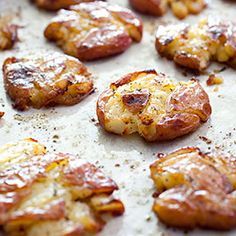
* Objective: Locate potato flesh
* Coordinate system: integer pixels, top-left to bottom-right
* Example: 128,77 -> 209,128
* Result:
169,0 -> 206,19
105,73 -> 177,135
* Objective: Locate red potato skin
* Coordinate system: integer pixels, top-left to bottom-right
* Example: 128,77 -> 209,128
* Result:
32,0 -> 105,11
150,147 -> 236,230
7,200 -> 66,225
97,70 -> 211,142
74,27 -> 132,61
44,2 -> 143,61
153,186 -> 236,230
143,113 -> 201,142
129,0 -> 167,16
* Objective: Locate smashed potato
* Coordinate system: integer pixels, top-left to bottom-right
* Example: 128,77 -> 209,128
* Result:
0,139 -> 124,236
97,70 -> 211,142
150,147 -> 236,230
32,0 -> 105,10
0,16 -> 18,50
3,51 -> 94,110
129,0 -> 206,19
44,1 -> 143,61
156,17 -> 236,71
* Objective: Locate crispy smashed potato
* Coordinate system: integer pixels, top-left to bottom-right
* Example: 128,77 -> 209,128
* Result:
0,139 -> 124,236
129,0 -> 206,19
97,70 -> 211,142
150,147 -> 236,230
0,16 -> 18,50
156,17 -> 236,71
32,0 -> 105,11
44,1 -> 143,61
2,51 -> 94,111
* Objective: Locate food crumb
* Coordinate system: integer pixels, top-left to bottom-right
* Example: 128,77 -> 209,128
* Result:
206,74 -> 223,86
199,136 -> 212,144
52,135 -> 59,139
145,215 -> 152,222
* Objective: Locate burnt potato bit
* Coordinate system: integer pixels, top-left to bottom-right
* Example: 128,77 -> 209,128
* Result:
129,0 -> 206,19
156,17 -> 236,71
2,51 -> 94,111
150,147 -> 236,230
44,1 -> 143,61
0,139 -> 124,236
97,70 -> 211,142
32,0 -> 105,11
0,16 -> 18,50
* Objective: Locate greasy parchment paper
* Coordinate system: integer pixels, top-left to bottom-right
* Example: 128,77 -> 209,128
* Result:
0,0 -> 236,235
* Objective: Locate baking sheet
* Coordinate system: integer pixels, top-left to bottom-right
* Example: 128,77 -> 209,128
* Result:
0,0 -> 236,235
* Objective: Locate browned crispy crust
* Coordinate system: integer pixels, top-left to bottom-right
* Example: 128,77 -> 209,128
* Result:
2,52 -> 94,111
0,139 -> 124,236
44,2 -> 143,61
129,0 -> 206,19
150,147 -> 236,230
97,70 -> 211,142
32,0 -> 105,10
156,18 -> 236,71
0,17 -> 18,50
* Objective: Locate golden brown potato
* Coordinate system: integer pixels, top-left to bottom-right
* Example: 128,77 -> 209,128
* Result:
0,139 -> 124,236
129,0 -> 206,19
32,0 -> 105,11
97,70 -> 211,142
0,16 -> 18,50
2,51 -> 94,111
44,1 -> 143,61
150,147 -> 236,230
156,17 -> 236,71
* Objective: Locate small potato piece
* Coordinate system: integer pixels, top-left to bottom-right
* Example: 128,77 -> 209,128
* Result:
156,17 -> 236,71
44,2 -> 143,61
0,139 -> 124,236
97,70 -> 211,142
129,0 -> 168,16
129,0 -> 206,19
0,17 -> 18,50
2,51 -> 94,111
32,0 -> 105,11
206,74 -> 223,86
150,147 -> 236,230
